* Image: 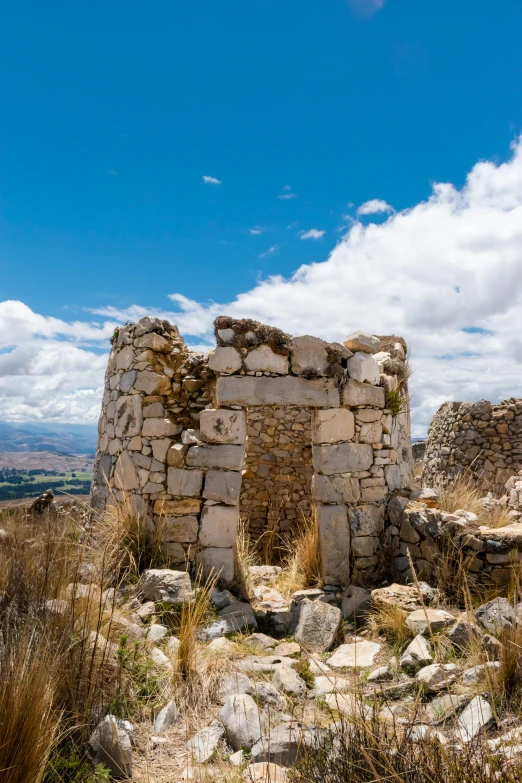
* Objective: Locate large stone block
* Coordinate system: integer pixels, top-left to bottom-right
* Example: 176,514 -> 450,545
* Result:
196,547 -> 235,584
291,598 -> 342,652
203,470 -> 242,505
167,468 -> 203,497
312,474 -> 360,503
312,443 -> 373,475
359,421 -> 383,444
291,335 -> 329,375
142,418 -> 181,438
343,331 -> 380,354
316,504 -> 350,586
216,376 -> 339,408
162,515 -> 199,543
116,345 -> 135,371
352,536 -> 379,557
208,347 -> 242,374
186,444 -> 245,471
347,352 -> 380,385
342,380 -> 385,408
244,345 -> 289,374
312,409 -> 354,444
348,504 -> 384,537
155,498 -> 201,515
200,409 -> 247,445
113,450 -> 139,491
134,371 -> 172,396
134,333 -> 170,352
114,395 -> 143,439
199,505 -> 239,547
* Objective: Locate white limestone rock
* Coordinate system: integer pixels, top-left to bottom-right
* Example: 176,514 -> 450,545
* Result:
290,335 -> 329,376
245,345 -> 289,374
185,444 -> 245,471
203,469 -> 242,505
113,450 -> 139,491
342,379 -> 385,408
457,696 -> 494,742
250,722 -> 320,766
114,395 -> 143,439
312,443 -> 373,474
196,547 -> 235,584
312,409 -> 355,444
416,663 -> 459,693
475,598 -> 514,634
217,672 -> 256,705
140,569 -> 194,603
216,375 -> 340,408
142,418 -> 181,438
400,634 -> 433,671
272,666 -> 306,697
347,352 -> 380,385
341,585 -> 371,620
208,347 -> 242,374
186,720 -> 225,762
343,331 -> 380,354
220,693 -> 264,751
166,467 -> 203,497
154,700 -> 178,733
88,716 -> 133,779
316,504 -> 351,586
146,623 -> 168,642
162,515 -> 199,543
405,608 -> 454,637
327,641 -> 381,669
199,505 -> 238,547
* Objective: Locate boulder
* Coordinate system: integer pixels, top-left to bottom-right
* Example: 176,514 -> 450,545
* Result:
400,634 -> 433,671
347,352 -> 380,385
341,586 -> 372,620
457,696 -> 495,742
218,672 -> 256,705
199,408 -> 247,444
247,762 -> 288,783
461,662 -> 501,685
327,641 -> 381,669
245,632 -> 278,650
343,331 -> 380,354
245,345 -> 289,374
250,722 -> 320,766
272,666 -> 307,697
140,569 -> 194,603
146,624 -> 168,642
416,663 -> 459,693
208,347 -> 242,374
291,598 -> 342,652
447,619 -> 484,650
371,583 -> 439,612
312,675 -> 352,695
291,335 -> 329,375
405,608 -> 454,637
88,716 -> 132,779
219,601 -> 258,633
186,720 -> 225,762
210,588 -> 235,610
220,694 -> 264,751
475,598 -> 514,634
153,700 -> 178,733
367,666 -> 392,683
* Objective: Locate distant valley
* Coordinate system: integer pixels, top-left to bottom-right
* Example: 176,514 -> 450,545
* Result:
0,420 -> 97,454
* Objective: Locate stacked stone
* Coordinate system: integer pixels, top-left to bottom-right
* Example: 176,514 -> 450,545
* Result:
423,399 -> 522,491
92,316 -> 413,588
393,493 -> 522,589
241,406 -> 312,536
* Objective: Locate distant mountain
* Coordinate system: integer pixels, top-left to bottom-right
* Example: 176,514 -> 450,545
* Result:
0,421 -> 97,455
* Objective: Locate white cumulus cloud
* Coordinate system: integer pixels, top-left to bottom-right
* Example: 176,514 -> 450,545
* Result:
202,175 -> 221,185
300,229 -> 326,240
357,199 -> 394,216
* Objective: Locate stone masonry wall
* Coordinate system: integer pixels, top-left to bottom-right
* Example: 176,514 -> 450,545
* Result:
241,406 -> 313,537
91,316 -> 414,589
423,399 -> 522,492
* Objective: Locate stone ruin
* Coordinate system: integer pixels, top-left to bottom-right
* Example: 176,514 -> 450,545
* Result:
423,399 -> 522,491
91,316 -> 413,587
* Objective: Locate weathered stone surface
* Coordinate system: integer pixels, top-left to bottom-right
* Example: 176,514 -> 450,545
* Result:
216,375 -> 339,407
154,700 -> 178,733
291,335 -> 329,375
156,498 -> 201,516
113,450 -> 139,491
203,470 -> 242,505
140,569 -> 194,603
135,332 -> 170,352
461,662 -> 500,685
199,505 -> 238,547
385,464 -> 401,490
245,345 -> 289,374
447,619 -> 484,650
312,409 -> 354,444
457,696 -> 494,742
147,623 -> 168,642
291,598 -> 342,652
475,598 -> 514,634
116,345 -> 135,371
325,692 -> 372,719
134,370 -> 171,396
359,421 -> 383,444
405,608 -> 454,637
272,666 -> 306,697
208,347 -> 242,374
196,547 -> 235,584
114,395 -> 143,439
342,379 -> 385,408
367,666 -> 392,683
186,720 -> 225,762
88,716 -> 132,779
244,633 -> 278,650
316,504 -> 350,586
218,672 -> 256,704
400,634 -> 433,671
311,474 -> 360,503
219,601 -> 258,632
200,409 -> 247,445
166,468 -> 203,497
349,504 -> 384,537
341,586 -> 371,620
351,536 -> 379,557
416,663 -> 459,692
347,351 -> 380,385
142,418 -> 180,438
343,331 -> 380,354
160,542 -> 185,562
371,582 -> 439,612
312,443 -> 373,475
248,762 -> 288,783
312,675 -> 352,695
150,438 -> 171,463
327,641 -> 381,669
250,722 -> 319,766
186,444 -> 245,471
220,694 -> 264,751
273,641 -> 300,657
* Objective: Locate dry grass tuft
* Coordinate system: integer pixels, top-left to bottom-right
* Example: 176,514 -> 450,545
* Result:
438,474 -> 511,529
177,569 -> 219,680
367,603 -> 412,652
233,516 -> 259,600
277,513 -> 322,597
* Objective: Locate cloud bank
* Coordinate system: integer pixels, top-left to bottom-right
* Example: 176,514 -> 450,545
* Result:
3,138 -> 522,435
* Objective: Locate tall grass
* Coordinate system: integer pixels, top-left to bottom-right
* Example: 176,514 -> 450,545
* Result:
278,512 -> 322,597
438,474 -> 511,528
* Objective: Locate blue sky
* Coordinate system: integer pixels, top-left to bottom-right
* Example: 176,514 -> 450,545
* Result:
1,0 -> 522,433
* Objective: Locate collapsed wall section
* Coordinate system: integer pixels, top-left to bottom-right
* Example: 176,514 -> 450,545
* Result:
423,399 -> 522,491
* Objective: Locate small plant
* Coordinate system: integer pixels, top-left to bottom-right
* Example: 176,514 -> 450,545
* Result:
367,603 -> 411,652
92,764 -> 111,782
277,513 -> 322,597
295,659 -> 316,689
386,376 -> 410,418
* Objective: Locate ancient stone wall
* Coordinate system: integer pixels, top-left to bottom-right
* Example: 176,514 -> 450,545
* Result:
91,316 -> 413,589
241,406 -> 313,536
423,399 -> 522,491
